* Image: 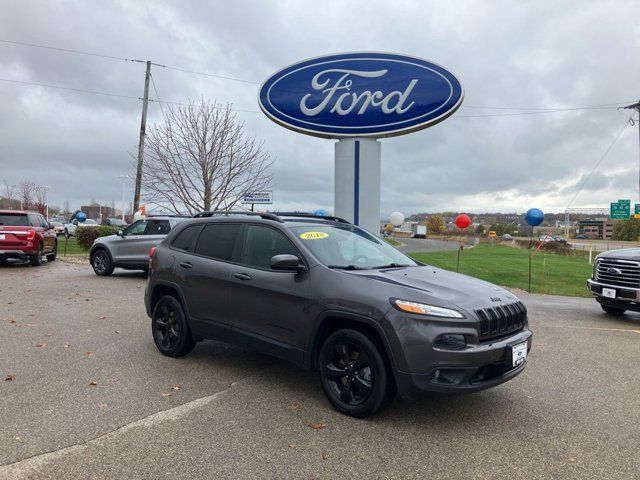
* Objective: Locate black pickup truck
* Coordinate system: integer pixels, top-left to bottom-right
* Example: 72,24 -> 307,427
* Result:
587,249 -> 640,314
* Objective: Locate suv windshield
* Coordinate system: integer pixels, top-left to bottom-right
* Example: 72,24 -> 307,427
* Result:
290,224 -> 417,269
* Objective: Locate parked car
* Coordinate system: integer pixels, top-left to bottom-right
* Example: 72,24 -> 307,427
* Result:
145,212 -> 532,418
64,218 -> 98,238
89,216 -> 186,275
0,210 -> 57,266
588,249 -> 640,316
502,234 -> 513,241
552,235 -> 567,243
575,234 -> 589,240
102,217 -> 128,228
538,235 -> 553,242
50,221 -> 65,236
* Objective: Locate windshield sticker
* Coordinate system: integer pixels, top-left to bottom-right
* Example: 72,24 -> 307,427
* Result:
299,231 -> 329,240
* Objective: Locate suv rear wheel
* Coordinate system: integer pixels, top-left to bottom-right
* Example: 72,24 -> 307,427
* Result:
91,249 -> 114,276
318,329 -> 395,418
151,295 -> 196,357
30,246 -> 43,267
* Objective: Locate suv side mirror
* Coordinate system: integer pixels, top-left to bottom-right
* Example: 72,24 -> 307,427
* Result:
271,254 -> 306,272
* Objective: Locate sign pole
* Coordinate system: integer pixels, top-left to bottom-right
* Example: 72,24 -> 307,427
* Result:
528,229 -> 533,294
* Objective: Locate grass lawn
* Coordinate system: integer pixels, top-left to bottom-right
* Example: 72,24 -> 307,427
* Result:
57,237 -> 87,256
408,244 -> 593,297
384,237 -> 402,247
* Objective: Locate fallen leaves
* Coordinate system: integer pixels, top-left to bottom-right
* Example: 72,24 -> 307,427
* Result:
288,444 -> 296,449
287,403 -> 299,411
64,344 -> 71,348
89,380 -> 98,386
161,392 -> 172,397
85,351 -> 94,356
309,423 -> 326,430
169,384 -> 181,390
114,330 -> 121,334
98,315 -> 106,320
4,374 -> 15,381
34,343 -> 47,348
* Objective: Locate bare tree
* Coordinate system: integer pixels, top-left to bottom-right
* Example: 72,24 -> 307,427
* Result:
2,181 -> 17,209
141,101 -> 273,215
18,180 -> 35,210
33,185 -> 48,215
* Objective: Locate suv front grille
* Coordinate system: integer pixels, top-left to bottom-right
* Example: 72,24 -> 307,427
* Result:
475,302 -> 527,341
595,258 -> 640,289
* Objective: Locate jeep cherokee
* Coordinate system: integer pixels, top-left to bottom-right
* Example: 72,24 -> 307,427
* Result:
145,212 -> 532,417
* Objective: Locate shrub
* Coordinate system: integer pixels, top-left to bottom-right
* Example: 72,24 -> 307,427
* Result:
75,225 -> 119,251
514,239 -> 573,255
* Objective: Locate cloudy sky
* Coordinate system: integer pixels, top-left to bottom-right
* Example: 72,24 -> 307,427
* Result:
1,0 -> 639,218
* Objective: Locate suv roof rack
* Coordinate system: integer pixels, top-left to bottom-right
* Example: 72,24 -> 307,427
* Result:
146,214 -> 190,218
192,211 -> 284,222
271,212 -> 351,224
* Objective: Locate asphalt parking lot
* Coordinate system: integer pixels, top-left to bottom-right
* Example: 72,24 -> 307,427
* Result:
1,260 -> 639,479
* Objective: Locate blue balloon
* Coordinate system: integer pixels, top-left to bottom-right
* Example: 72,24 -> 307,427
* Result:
76,211 -> 87,223
314,209 -> 328,217
525,208 -> 543,227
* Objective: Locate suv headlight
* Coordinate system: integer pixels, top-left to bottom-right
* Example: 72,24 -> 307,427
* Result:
392,299 -> 464,318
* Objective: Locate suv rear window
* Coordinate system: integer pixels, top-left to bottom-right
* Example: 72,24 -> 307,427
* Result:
0,213 -> 28,226
171,225 -> 201,253
194,224 -> 242,261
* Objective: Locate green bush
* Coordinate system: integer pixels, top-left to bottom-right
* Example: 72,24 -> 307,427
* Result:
75,225 -> 119,251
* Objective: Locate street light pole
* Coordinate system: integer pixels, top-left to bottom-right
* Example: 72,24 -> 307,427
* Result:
44,185 -> 51,220
118,175 -> 127,221
622,101 -> 640,204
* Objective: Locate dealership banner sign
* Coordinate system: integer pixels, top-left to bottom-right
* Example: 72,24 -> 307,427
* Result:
259,52 -> 464,138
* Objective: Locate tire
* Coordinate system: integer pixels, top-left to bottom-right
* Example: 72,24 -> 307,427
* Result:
30,246 -> 43,267
91,249 -> 114,276
318,329 -> 395,418
601,304 -> 626,315
151,295 -> 196,357
46,242 -> 57,262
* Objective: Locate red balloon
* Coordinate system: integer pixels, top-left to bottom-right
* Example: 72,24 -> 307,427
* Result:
455,214 -> 471,229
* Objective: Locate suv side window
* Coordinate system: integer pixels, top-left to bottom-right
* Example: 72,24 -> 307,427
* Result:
144,219 -> 171,235
39,215 -> 48,228
171,225 -> 201,253
124,220 -> 147,236
28,214 -> 41,227
194,224 -> 242,261
242,225 -> 301,270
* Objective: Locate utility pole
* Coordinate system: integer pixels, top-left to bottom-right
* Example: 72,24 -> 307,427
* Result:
622,100 -> 640,204
133,60 -> 151,214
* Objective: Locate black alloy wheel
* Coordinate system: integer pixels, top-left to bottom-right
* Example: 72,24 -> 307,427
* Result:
91,249 -> 114,276
46,242 -> 57,262
151,295 -> 195,357
319,329 -> 395,418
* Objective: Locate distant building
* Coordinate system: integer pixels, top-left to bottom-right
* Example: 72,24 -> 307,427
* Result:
577,218 -> 613,240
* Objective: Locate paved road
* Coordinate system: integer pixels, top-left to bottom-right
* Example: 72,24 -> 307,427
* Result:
0,260 -> 639,479
396,236 -> 459,253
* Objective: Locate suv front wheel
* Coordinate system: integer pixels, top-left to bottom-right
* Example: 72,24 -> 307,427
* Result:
91,249 -> 114,276
318,329 -> 395,418
152,295 -> 196,357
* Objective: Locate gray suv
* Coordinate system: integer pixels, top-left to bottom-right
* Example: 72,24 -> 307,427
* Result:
90,216 -> 186,275
145,212 -> 532,417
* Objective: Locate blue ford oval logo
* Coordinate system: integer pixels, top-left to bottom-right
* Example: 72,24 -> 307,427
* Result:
259,52 -> 464,138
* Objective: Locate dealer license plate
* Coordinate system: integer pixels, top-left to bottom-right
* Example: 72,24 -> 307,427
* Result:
512,342 -> 527,367
602,288 -> 616,299
0,234 -> 4,241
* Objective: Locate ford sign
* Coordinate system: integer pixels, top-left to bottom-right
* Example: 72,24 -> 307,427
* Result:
258,52 -> 464,139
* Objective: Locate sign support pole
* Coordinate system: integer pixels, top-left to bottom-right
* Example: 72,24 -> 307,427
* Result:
334,138 -> 381,235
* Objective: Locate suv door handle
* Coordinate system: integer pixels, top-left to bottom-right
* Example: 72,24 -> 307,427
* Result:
233,272 -> 252,281
179,261 -> 193,269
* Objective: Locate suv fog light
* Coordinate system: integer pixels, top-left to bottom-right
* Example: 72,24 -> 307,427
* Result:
434,334 -> 467,350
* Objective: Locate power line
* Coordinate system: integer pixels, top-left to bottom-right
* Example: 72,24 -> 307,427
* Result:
566,118 -> 631,208
462,101 -> 633,111
0,77 -> 141,100
149,74 -> 165,118
0,38 -> 258,85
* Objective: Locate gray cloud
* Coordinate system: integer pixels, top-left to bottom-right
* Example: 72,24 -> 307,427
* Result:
0,0 -> 639,218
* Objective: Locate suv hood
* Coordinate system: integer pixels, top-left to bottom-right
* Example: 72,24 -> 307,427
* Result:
353,265 -> 520,312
